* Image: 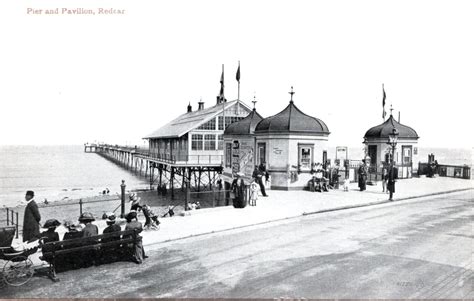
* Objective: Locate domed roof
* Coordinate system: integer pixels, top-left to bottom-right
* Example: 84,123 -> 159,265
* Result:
255,100 -> 330,135
224,109 -> 264,136
364,115 -> 419,139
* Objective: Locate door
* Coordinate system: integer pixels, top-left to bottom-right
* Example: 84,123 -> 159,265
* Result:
257,143 -> 266,166
368,145 -> 377,166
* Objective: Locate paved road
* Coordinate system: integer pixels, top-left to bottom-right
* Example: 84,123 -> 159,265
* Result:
1,191 -> 473,298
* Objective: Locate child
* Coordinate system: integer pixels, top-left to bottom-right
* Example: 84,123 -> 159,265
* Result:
250,180 -> 259,206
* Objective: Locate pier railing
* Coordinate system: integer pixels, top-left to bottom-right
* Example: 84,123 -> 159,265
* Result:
418,162 -> 471,179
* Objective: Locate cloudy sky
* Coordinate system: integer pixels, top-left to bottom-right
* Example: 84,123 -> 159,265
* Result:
0,0 -> 472,148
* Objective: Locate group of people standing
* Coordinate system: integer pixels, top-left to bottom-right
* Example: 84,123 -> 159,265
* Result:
231,162 -> 269,208
358,160 -> 397,195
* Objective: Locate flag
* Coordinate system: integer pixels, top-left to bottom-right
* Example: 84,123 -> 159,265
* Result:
236,63 -> 240,82
218,65 -> 225,103
382,84 -> 387,120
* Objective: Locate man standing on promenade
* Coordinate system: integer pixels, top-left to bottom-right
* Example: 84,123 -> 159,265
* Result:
23,190 -> 41,242
358,159 -> 368,191
254,162 -> 268,197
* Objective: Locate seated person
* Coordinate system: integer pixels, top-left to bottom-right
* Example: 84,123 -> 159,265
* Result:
63,221 -> 83,240
79,212 -> 99,238
40,219 -> 61,243
102,214 -> 121,242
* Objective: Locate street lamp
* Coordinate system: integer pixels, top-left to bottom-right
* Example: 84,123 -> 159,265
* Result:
387,127 -> 399,200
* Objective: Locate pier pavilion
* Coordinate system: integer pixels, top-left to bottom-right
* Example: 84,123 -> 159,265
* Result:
363,112 -> 420,179
223,87 -> 331,190
142,98 -> 253,194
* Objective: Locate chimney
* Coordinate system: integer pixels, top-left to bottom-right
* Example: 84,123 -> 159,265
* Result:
198,101 -> 204,110
187,102 -> 192,113
398,111 -> 400,123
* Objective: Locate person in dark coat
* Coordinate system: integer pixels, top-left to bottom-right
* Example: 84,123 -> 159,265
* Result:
253,164 -> 268,197
40,219 -> 60,243
124,211 -> 146,264
102,214 -> 121,243
23,190 -> 41,242
232,172 -> 247,208
358,160 -> 368,191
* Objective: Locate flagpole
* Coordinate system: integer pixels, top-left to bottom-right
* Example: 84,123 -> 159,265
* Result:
222,64 -> 225,131
237,61 -> 240,101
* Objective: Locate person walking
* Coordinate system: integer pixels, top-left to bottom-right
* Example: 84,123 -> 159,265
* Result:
22,190 -> 41,242
358,159 -> 368,191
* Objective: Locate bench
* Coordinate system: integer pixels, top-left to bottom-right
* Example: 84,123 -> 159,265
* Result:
40,229 -> 140,281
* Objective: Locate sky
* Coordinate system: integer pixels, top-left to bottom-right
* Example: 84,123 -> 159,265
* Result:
0,0 -> 473,149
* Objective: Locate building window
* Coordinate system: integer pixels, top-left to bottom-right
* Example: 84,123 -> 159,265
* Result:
204,134 -> 216,150
217,134 -> 223,150
191,134 -> 203,150
218,116 -> 245,130
196,118 -> 216,130
298,144 -> 314,172
225,143 -> 232,167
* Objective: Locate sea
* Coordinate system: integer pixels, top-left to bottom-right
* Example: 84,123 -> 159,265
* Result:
0,145 -> 472,208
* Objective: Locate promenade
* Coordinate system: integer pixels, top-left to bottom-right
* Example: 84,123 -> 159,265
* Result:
23,176 -> 472,261
138,176 -> 473,248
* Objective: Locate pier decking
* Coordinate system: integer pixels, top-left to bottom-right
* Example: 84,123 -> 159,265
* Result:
84,143 -> 224,198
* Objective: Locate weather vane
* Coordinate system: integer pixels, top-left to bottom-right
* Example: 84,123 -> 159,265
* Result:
252,94 -> 257,110
289,86 -> 295,102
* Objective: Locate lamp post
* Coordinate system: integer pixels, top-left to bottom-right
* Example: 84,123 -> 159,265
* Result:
387,127 -> 399,200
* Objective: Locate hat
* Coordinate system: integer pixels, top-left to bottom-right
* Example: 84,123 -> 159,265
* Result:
78,212 -> 95,223
129,193 -> 138,201
25,190 -> 34,197
106,213 -> 116,224
43,219 -> 61,229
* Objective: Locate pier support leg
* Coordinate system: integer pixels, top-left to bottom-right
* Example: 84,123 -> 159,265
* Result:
170,167 -> 175,199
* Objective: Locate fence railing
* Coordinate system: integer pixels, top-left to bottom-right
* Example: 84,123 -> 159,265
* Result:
418,162 -> 471,179
0,208 -> 20,239
146,153 -> 223,165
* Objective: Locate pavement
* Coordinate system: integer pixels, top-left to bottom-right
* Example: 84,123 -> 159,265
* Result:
15,176 -> 473,269
139,176 -> 473,247
2,189 -> 472,298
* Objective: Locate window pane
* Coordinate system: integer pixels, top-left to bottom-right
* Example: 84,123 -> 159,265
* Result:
204,134 -> 216,150
191,134 -> 203,150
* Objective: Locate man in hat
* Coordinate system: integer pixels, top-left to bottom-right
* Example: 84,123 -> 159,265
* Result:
23,190 -> 41,242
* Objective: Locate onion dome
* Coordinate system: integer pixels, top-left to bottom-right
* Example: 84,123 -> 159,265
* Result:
254,90 -> 329,135
364,115 -> 419,139
224,109 -> 263,135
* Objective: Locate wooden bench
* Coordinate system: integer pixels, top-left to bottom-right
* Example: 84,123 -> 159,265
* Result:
40,229 -> 140,281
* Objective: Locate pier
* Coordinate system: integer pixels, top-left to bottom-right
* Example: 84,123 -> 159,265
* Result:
84,143 -> 224,198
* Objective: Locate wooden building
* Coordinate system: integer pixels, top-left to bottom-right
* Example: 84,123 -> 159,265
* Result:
144,99 -> 252,165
